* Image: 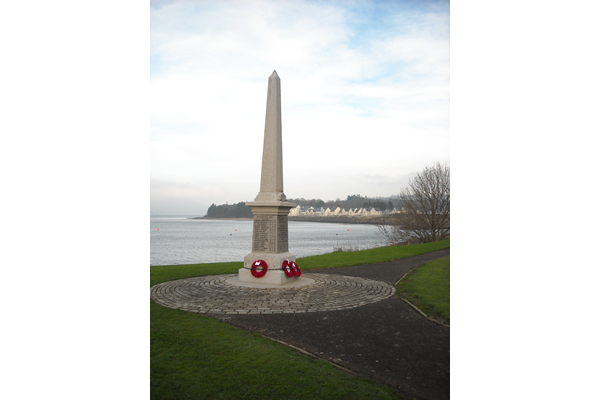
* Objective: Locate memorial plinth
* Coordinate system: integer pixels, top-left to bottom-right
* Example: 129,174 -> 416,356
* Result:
241,201 -> 296,284
240,71 -> 297,285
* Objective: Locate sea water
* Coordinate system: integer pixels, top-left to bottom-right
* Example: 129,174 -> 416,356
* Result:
150,216 -> 386,266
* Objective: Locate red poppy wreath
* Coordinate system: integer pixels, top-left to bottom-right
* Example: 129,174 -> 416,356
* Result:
291,261 -> 301,277
251,259 -> 268,278
282,259 -> 294,277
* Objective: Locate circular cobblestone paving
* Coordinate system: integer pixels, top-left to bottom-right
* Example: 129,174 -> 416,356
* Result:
150,273 -> 395,315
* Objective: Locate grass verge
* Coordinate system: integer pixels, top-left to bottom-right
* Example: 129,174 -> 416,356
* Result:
299,239 -> 449,270
396,255 -> 450,325
151,239 -> 449,287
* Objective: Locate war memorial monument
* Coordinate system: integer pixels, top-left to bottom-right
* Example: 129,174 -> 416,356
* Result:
239,70 -> 301,285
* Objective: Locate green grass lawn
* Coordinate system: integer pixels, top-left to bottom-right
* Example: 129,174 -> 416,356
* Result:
396,255 -> 450,325
151,240 -> 449,399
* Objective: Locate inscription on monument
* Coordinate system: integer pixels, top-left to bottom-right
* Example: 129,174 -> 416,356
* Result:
252,214 -> 277,252
277,216 -> 288,253
252,214 -> 289,253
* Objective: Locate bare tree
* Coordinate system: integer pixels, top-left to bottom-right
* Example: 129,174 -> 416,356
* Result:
377,163 -> 450,244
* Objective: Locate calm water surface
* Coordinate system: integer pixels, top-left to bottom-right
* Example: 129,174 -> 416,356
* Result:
150,216 -> 386,266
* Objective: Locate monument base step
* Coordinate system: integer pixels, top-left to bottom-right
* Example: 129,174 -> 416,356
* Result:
238,268 -> 299,285
241,251 -> 298,285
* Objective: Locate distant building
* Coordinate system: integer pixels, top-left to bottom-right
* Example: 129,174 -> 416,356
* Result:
288,204 -> 383,218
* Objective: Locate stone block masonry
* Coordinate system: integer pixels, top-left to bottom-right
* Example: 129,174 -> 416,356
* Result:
240,70 -> 297,285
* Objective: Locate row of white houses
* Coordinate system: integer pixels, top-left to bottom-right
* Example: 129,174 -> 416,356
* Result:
289,205 -> 408,217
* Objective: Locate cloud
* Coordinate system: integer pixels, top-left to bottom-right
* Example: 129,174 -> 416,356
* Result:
150,0 -> 449,211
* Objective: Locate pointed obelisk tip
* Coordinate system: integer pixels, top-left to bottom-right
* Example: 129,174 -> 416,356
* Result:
270,70 -> 279,78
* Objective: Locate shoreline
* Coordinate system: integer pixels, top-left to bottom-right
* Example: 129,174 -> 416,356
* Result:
288,216 -> 381,225
191,216 -> 385,225
190,217 -> 252,221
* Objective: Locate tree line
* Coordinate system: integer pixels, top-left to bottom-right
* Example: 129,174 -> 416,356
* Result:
205,202 -> 253,218
205,195 -> 397,218
287,194 -> 395,212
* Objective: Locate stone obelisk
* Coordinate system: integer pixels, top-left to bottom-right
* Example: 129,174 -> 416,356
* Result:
240,71 -> 297,285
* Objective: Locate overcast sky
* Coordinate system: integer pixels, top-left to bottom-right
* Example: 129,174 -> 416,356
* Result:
151,0 -> 450,215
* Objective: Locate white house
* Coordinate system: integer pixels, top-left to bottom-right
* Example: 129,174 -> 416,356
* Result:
289,205 -> 301,216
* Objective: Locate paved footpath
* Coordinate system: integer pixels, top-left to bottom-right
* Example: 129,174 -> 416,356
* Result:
151,273 -> 396,314
152,249 -> 450,400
